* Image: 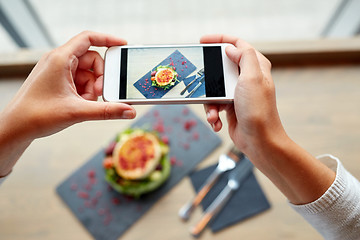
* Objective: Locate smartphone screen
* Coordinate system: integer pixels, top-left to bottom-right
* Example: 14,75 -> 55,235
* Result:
118,46 -> 226,100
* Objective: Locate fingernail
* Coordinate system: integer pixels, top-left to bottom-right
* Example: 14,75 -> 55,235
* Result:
226,44 -> 237,53
206,111 -> 211,119
122,110 -> 135,119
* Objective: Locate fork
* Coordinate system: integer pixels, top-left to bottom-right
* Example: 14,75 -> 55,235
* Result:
178,146 -> 243,221
180,68 -> 204,95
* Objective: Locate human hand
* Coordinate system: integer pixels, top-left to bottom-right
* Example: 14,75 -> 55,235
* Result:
201,35 -> 337,206
201,35 -> 287,155
4,31 -> 136,140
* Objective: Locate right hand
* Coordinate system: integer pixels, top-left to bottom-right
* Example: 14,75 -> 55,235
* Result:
202,35 -> 337,206
201,35 -> 287,155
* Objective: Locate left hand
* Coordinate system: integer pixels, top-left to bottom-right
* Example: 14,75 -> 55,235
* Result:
4,31 -> 136,140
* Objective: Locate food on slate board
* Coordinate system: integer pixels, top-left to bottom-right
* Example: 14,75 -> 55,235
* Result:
151,65 -> 179,90
103,128 -> 170,197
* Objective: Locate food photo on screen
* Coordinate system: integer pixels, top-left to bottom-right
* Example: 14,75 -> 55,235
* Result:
127,47 -> 206,99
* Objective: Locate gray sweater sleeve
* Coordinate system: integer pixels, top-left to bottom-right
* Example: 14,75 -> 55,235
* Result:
289,154 -> 360,240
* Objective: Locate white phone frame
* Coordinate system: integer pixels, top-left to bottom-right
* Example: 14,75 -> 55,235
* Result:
103,43 -> 238,104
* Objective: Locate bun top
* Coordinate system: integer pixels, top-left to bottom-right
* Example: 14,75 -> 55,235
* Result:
112,131 -> 162,180
155,68 -> 175,86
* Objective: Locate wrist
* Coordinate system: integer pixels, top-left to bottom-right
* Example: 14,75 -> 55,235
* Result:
240,118 -> 290,161
1,98 -> 39,142
244,128 -> 335,204
0,107 -> 34,176
244,126 -> 292,175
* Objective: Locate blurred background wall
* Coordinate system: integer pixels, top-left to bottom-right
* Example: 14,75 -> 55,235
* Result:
1,0 -> 359,52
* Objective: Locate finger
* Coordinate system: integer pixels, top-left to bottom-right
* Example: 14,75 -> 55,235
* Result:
77,101 -> 136,121
62,31 -> 127,57
239,48 -> 263,82
256,52 -> 272,74
81,92 -> 98,101
225,44 -> 242,67
80,80 -> 98,101
74,69 -> 99,101
203,104 -> 223,132
74,52 -> 104,98
75,69 -> 95,86
77,50 -> 104,78
241,48 -> 272,80
202,34 -> 271,72
200,34 -> 237,44
94,75 -> 104,97
212,119 -> 223,132
226,41 -> 271,73
204,104 -> 219,124
200,34 -> 252,49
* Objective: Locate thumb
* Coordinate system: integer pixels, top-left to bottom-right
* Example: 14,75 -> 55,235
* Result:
225,45 -> 242,67
76,101 -> 136,121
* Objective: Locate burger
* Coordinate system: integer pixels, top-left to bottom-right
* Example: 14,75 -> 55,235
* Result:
151,65 -> 178,90
103,128 -> 171,197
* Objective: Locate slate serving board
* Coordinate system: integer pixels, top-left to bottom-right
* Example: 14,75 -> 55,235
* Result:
133,50 -> 197,99
56,105 -> 221,240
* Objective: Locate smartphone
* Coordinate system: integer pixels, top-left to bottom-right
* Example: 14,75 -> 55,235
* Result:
103,44 -> 239,104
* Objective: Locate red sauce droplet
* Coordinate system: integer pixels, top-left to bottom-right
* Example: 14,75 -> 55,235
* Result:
98,208 -> 106,216
192,131 -> 199,140
153,119 -> 165,133
103,214 -> 113,225
161,135 -> 169,144
112,197 -> 121,205
87,170 -> 96,179
95,191 -> 102,198
184,119 -> 197,131
77,191 -> 89,199
183,143 -> 190,150
170,156 -> 177,166
182,108 -> 189,116
70,183 -> 78,191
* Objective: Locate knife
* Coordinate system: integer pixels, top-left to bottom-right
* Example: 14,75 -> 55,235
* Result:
180,68 -> 204,95
190,157 -> 253,238
185,76 -> 205,98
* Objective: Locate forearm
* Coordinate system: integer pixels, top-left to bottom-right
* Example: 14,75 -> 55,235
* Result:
0,107 -> 34,177
245,132 -> 336,205
0,140 -> 31,177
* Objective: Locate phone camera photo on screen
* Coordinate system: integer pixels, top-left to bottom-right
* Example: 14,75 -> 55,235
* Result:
119,46 -> 225,100
103,43 -> 238,104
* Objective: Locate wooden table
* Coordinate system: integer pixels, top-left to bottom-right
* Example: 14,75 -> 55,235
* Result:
1,40 -> 360,240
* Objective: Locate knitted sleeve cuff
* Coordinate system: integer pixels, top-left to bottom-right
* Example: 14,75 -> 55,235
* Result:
289,154 -> 360,240
289,154 -> 346,213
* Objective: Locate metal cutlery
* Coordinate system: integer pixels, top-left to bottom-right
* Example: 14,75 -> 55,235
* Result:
181,68 -> 204,95
190,157 -> 253,238
185,77 -> 205,98
178,146 -> 243,221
